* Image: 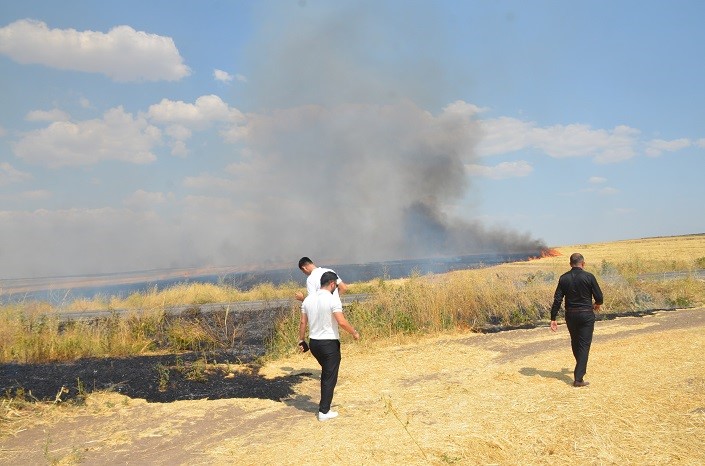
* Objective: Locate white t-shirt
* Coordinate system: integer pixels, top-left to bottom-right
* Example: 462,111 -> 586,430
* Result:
302,289 -> 343,340
306,266 -> 342,297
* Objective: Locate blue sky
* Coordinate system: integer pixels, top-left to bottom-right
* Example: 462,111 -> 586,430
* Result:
1,0 -> 704,280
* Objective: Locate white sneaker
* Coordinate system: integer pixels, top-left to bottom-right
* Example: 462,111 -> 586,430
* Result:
318,410 -> 339,421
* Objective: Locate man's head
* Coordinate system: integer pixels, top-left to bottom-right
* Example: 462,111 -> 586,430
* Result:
320,271 -> 339,291
570,253 -> 585,267
298,257 -> 315,275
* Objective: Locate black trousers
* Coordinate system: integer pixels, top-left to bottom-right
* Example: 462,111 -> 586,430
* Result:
565,311 -> 595,382
309,339 -> 341,414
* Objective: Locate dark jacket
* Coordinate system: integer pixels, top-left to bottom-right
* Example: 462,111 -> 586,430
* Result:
550,267 -> 604,320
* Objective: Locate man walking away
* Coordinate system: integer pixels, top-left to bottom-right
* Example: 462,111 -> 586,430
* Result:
295,256 -> 348,302
299,271 -> 360,420
550,253 -> 604,387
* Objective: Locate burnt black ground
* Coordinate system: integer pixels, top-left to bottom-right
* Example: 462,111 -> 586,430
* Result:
0,352 -> 309,404
1,304 -> 308,404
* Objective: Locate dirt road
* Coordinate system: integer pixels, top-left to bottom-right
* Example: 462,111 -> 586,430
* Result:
2,307 -> 704,465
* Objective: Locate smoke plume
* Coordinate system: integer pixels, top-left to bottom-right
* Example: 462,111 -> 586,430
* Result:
225,1 -> 545,266
0,1 -> 546,282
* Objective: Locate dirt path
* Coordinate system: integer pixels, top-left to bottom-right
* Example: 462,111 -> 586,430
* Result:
2,308 -> 704,465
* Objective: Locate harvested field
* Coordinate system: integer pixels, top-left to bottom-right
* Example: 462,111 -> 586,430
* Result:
1,307 -> 703,464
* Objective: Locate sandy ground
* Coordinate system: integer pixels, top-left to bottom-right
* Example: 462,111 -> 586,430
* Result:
1,308 -> 704,465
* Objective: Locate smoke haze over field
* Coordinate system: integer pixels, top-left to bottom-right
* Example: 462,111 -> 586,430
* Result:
216,2 -> 547,265
4,1 -> 616,281
221,99 -> 545,266
38,0 -> 705,278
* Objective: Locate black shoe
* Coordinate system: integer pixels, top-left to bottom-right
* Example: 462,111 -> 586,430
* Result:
573,380 -> 590,387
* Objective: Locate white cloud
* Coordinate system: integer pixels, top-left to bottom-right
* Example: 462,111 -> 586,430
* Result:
214,69 -> 234,82
148,95 -> 247,152
592,126 -> 640,163
165,124 -> 192,140
235,74 -> 248,83
0,19 -> 190,81
123,189 -> 169,210
598,187 -> 619,195
221,124 -> 249,143
0,162 -> 33,185
442,100 -> 487,118
583,182 -> 618,196
148,95 -> 244,126
465,160 -> 533,179
697,138 -> 705,148
477,118 -> 640,163
14,106 -> 161,168
644,138 -> 691,157
25,108 -> 70,122
477,117 -> 539,156
170,140 -> 189,158
589,176 -> 607,184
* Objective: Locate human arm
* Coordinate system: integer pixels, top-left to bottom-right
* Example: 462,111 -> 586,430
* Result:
591,274 -> 604,311
295,291 -> 305,302
298,312 -> 309,351
336,279 -> 348,295
333,312 -> 360,340
550,281 -> 564,332
550,283 -> 564,322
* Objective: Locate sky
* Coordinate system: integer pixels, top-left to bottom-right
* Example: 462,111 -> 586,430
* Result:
1,0 -> 704,280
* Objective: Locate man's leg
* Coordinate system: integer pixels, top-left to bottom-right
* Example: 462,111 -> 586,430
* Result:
565,312 -> 595,382
309,339 -> 341,413
573,312 -> 595,382
565,313 -> 581,380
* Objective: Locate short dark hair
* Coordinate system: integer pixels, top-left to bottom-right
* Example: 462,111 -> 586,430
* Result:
570,253 -> 584,266
320,271 -> 338,287
298,257 -> 313,269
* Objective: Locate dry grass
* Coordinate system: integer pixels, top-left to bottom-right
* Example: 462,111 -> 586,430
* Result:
64,281 -> 303,312
509,233 -> 705,274
0,281 -> 304,363
217,309 -> 705,464
268,234 -> 705,357
2,308 -> 702,464
5,234 -> 703,364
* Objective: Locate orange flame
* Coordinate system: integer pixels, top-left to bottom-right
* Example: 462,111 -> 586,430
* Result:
528,248 -> 561,261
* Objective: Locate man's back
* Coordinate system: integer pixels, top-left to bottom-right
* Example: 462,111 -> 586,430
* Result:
303,289 -> 343,340
557,267 -> 603,311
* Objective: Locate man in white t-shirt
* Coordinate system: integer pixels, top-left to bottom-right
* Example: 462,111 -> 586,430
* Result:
298,271 -> 360,421
294,256 -> 348,302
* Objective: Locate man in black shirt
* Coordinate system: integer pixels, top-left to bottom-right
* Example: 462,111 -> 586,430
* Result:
550,253 -> 604,387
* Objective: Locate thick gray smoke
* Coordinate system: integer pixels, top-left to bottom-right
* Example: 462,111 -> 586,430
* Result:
0,2 -> 545,283
227,1 -> 545,266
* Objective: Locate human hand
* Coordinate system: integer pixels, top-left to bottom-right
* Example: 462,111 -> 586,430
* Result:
298,340 -> 309,352
295,291 -> 304,302
352,331 -> 360,341
593,304 -> 601,312
550,321 -> 558,332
